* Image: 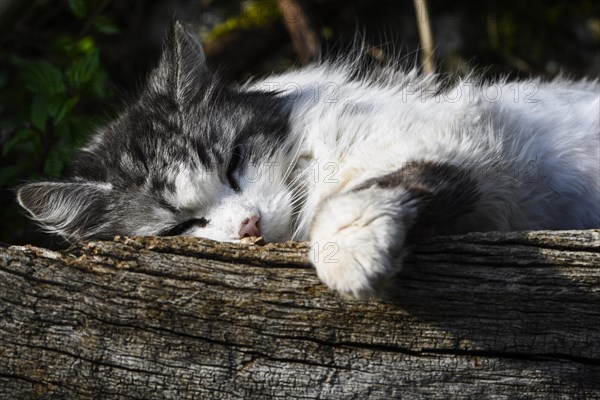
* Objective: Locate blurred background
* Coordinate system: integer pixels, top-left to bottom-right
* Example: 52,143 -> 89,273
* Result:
1,0 -> 599,247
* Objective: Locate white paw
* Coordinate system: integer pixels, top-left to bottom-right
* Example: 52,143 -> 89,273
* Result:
309,188 -> 416,298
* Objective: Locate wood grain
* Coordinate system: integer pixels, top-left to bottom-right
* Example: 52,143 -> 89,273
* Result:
1,230 -> 599,399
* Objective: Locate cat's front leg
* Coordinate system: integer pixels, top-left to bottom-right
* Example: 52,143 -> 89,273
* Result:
309,161 -> 482,298
309,186 -> 419,298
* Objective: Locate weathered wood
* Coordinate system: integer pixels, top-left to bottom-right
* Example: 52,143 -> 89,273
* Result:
1,230 -> 599,399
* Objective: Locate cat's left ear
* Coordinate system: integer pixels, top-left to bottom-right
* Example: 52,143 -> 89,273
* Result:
151,20 -> 209,103
16,181 -> 112,241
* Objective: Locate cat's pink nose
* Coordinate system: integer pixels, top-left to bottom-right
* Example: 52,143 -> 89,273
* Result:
239,215 -> 261,238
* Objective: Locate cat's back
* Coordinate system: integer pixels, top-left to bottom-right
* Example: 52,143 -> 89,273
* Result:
257,63 -> 599,230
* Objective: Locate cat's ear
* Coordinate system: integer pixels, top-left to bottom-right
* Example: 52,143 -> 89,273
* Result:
17,181 -> 112,241
151,20 -> 208,103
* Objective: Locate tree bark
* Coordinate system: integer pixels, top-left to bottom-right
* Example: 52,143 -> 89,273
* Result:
1,230 -> 599,399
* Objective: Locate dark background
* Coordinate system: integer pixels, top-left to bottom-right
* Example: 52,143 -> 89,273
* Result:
1,0 -> 599,247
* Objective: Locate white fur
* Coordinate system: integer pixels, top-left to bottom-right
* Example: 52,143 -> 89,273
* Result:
167,156 -> 294,242
19,32 -> 599,297
17,182 -> 113,241
248,63 -> 599,297
310,187 -> 418,297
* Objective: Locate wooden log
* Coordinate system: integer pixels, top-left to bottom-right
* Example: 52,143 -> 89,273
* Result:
1,230 -> 599,399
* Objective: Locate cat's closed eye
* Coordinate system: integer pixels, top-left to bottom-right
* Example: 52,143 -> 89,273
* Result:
226,149 -> 242,192
160,218 -> 208,236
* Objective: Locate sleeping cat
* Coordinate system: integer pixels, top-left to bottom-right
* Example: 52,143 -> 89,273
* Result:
17,22 -> 600,298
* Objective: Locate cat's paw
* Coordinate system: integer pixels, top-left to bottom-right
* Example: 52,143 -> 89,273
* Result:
309,188 -> 415,298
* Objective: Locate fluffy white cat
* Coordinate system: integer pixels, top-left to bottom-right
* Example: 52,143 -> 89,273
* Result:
18,22 -> 600,298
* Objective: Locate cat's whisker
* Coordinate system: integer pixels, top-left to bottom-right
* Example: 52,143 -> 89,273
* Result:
278,138 -> 307,188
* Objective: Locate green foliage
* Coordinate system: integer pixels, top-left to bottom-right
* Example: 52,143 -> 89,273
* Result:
1,47 -> 108,180
207,0 -> 281,40
0,1 -> 118,243
459,0 -> 599,75
94,16 -> 120,35
68,0 -> 87,18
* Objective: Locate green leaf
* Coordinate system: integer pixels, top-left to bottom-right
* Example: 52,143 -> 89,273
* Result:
94,16 -> 119,34
76,37 -> 96,54
31,95 -> 48,131
52,35 -> 77,57
48,95 -> 79,126
66,51 -> 100,89
43,150 -> 64,178
2,129 -> 37,157
5,140 -> 37,160
68,0 -> 87,18
22,61 -> 65,96
88,68 -> 109,99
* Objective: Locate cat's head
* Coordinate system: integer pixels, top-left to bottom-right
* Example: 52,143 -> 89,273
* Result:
17,21 -> 296,243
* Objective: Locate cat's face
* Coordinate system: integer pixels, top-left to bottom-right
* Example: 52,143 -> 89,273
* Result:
17,22 -> 296,243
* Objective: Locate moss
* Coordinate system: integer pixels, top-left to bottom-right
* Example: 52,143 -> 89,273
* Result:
206,1 -> 281,41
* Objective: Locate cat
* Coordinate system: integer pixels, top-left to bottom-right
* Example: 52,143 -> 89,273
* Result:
17,21 -> 600,298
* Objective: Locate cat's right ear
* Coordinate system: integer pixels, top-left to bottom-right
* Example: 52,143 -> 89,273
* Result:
150,20 -> 209,104
16,181 -> 112,241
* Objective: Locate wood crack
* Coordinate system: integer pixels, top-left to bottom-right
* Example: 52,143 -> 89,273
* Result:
1,230 -> 599,398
